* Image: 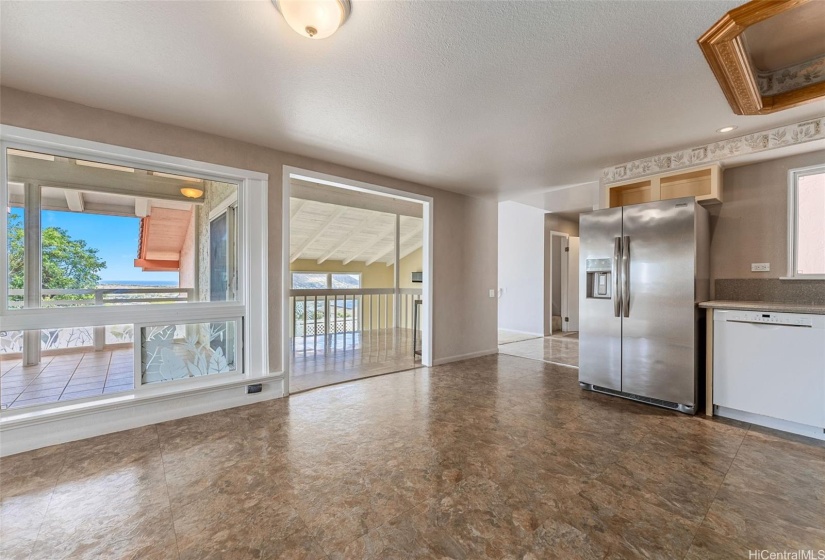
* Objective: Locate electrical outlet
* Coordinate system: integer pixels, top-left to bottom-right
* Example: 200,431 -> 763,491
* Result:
751,263 -> 770,272
489,289 -> 496,298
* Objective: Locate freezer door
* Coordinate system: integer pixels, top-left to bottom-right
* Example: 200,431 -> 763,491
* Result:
579,207 -> 622,391
621,198 -> 697,406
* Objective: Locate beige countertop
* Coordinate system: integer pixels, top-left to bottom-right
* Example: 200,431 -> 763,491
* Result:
699,300 -> 825,315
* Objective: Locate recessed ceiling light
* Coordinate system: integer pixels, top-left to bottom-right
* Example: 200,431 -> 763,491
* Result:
273,0 -> 351,39
716,126 -> 737,133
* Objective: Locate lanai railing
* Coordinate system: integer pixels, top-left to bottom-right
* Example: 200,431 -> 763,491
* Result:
289,287 -> 422,342
1,287 -> 194,355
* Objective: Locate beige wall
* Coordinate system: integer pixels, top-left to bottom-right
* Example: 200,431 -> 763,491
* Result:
398,248 -> 423,290
710,150 -> 825,282
1,87 -> 499,368
545,213 -> 579,237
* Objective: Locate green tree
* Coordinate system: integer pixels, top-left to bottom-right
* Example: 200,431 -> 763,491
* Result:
8,213 -> 106,302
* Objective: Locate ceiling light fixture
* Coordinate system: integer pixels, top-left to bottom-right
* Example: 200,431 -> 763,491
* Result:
273,0 -> 351,39
180,186 -> 204,199
716,126 -> 737,133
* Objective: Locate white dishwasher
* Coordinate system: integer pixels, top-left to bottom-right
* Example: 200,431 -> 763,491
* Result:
714,310 -> 825,437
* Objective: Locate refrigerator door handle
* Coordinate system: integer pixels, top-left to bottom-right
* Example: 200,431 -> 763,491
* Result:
613,237 -> 622,318
622,236 -> 630,317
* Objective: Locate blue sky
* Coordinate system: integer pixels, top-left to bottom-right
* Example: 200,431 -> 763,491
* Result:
11,207 -> 178,284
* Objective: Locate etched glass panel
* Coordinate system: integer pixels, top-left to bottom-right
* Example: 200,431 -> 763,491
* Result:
140,320 -> 238,385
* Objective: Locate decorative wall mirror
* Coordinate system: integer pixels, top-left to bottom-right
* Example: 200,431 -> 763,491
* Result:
698,0 -> 825,115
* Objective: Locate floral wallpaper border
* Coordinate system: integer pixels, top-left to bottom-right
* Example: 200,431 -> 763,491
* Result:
756,56 -> 825,97
602,117 -> 825,185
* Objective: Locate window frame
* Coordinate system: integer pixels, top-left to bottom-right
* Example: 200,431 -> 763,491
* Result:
290,271 -> 362,290
0,125 -> 269,413
787,164 -> 825,280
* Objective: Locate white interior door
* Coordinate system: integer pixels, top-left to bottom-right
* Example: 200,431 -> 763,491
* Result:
566,237 -> 580,332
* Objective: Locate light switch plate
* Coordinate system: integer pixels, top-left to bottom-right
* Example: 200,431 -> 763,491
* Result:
751,263 -> 770,272
489,289 -> 496,298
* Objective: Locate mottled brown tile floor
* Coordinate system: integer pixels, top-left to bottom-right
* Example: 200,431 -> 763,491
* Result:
3,354 -> 825,559
498,335 -> 579,367
291,328 -> 418,392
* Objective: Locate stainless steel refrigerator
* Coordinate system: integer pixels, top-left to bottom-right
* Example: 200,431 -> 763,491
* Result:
578,197 -> 709,414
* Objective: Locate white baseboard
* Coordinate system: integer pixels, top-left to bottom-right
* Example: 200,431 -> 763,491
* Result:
432,348 -> 499,366
1,377 -> 285,456
715,406 -> 825,441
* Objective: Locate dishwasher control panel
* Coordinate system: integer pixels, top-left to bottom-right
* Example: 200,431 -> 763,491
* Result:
722,311 -> 813,327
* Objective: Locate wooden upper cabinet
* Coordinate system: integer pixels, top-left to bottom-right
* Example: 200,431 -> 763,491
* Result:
604,164 -> 722,209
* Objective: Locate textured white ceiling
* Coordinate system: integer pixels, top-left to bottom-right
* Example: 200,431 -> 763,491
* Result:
2,1 -> 823,199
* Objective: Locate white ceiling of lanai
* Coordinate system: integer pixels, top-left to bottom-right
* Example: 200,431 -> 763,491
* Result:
2,1 -> 824,198
290,199 -> 422,266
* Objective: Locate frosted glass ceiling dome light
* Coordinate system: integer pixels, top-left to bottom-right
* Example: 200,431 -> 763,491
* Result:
274,0 -> 351,39
180,186 -> 204,199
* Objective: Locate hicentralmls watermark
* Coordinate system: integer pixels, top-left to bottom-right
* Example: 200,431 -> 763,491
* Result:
748,551 -> 825,560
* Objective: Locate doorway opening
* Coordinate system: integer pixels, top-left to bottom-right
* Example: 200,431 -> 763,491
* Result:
546,231 -> 579,338
282,168 -> 432,393
497,203 -> 580,367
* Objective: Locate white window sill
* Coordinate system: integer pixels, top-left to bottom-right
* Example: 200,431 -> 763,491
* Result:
0,372 -> 284,429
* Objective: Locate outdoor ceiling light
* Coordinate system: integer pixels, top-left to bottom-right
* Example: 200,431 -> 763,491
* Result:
716,126 -> 738,133
273,0 -> 351,39
180,186 -> 204,199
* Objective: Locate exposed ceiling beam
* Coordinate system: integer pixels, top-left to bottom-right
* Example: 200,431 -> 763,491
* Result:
376,225 -> 423,266
290,207 -> 346,263
291,179 -> 424,218
316,215 -> 371,264
342,222 -> 396,265
64,189 -> 84,212
290,199 -> 306,220
135,197 -> 151,217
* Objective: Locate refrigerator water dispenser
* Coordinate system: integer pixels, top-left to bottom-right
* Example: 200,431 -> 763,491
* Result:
585,258 -> 612,299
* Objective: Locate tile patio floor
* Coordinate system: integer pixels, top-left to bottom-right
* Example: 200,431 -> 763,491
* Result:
0,349 -> 134,410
